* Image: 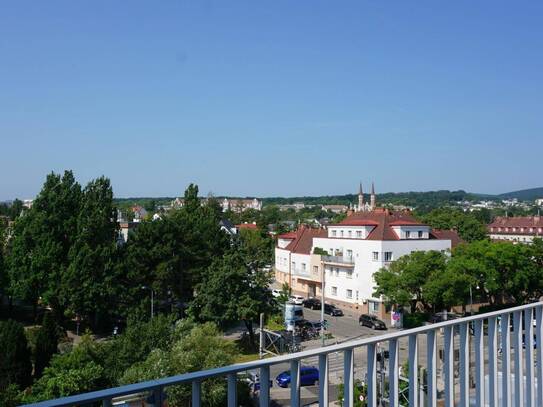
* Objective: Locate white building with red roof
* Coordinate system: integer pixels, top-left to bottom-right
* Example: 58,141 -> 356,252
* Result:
274,185 -> 460,319
488,216 -> 543,243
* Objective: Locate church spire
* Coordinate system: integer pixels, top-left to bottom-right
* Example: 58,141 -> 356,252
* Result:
370,182 -> 376,210
358,182 -> 364,212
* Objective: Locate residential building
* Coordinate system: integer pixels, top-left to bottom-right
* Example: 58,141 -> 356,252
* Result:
131,205 -> 148,221
118,221 -> 139,244
536,198 -> 543,206
274,184 -> 459,320
219,219 -> 237,236
236,222 -> 258,231
321,204 -> 348,214
221,198 -> 262,212
488,216 -> 543,243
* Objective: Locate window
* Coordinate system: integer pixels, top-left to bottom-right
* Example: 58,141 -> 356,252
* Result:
313,265 -> 319,274
348,230 -> 352,238
372,251 -> 379,261
384,251 -> 393,261
301,263 -> 306,271
347,249 -> 353,259
346,289 -> 353,299
292,261 -> 296,270
356,231 -> 362,238
332,230 -> 337,237
369,301 -> 379,313
340,230 -> 344,237
405,231 -> 411,239
346,270 -> 353,279
418,230 -> 423,238
335,268 -> 339,277
331,286 -> 338,296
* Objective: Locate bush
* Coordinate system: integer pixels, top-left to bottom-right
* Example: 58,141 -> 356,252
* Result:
0,320 -> 32,391
403,312 -> 429,329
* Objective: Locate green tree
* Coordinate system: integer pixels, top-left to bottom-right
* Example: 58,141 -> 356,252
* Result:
34,313 -> 60,378
373,251 -> 448,312
417,208 -> 487,242
22,334 -> 108,403
189,251 -> 274,348
0,320 -> 32,391
63,177 -> 120,327
8,171 -> 82,319
120,322 -> 250,407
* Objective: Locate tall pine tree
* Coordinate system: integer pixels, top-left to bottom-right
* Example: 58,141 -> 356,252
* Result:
34,313 -> 59,378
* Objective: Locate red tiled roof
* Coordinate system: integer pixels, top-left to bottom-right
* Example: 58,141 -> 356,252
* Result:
277,231 -> 297,240
431,229 -> 463,248
236,223 -> 258,230
488,216 -> 543,234
332,208 -> 426,240
284,226 -> 327,254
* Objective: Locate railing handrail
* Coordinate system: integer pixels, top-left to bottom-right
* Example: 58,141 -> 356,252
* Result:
322,255 -> 355,264
25,301 -> 543,407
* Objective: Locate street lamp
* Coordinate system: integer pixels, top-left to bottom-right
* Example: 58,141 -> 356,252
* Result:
141,286 -> 154,319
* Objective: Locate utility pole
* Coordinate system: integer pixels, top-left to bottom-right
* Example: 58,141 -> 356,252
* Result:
259,313 -> 264,359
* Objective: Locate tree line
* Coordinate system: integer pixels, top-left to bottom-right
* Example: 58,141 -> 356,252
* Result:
0,170 -> 276,405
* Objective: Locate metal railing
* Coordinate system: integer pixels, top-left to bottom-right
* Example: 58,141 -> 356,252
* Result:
26,302 -> 543,407
322,255 -> 355,265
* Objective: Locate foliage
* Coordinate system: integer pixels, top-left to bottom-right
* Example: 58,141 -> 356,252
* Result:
0,320 -> 32,391
277,282 -> 291,305
120,322 -> 251,407
416,208 -> 487,242
403,312 -> 430,329
34,313 -> 60,378
188,251 -> 274,348
373,251 -> 448,312
338,379 -> 367,406
0,384 -> 22,407
313,247 -> 329,256
22,334 -> 108,403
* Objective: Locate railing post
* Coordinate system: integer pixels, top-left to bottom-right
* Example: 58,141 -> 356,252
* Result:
259,366 -> 270,407
102,399 -> 112,407
227,374 -> 237,407
537,306 -> 543,407
459,322 -> 470,407
525,308 -> 535,407
443,326 -> 454,407
367,343 -> 377,407
152,388 -> 163,407
426,330 -> 437,407
290,359 -> 301,407
343,348 -> 354,407
488,316 -> 499,406
388,339 -> 399,407
501,312 -> 512,407
192,381 -> 201,407
474,319 -> 485,407
408,335 -> 418,407
318,354 -> 329,407
513,310 -> 524,407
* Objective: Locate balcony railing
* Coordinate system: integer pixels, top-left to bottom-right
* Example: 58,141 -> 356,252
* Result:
322,255 -> 355,266
27,302 -> 543,407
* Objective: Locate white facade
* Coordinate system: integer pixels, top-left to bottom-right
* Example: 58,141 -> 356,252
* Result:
313,236 -> 451,306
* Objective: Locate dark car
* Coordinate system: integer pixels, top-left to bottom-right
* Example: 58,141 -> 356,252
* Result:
429,312 -> 460,324
324,304 -> 343,316
359,314 -> 387,330
276,366 -> 319,388
303,298 -> 322,310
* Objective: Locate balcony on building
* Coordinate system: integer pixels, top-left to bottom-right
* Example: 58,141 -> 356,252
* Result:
322,255 -> 355,267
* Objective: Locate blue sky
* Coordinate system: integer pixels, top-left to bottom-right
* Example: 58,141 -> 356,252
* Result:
1,1 -> 542,199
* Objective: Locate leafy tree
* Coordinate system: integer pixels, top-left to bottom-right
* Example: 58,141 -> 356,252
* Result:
0,384 -> 22,407
189,251 -> 274,348
416,208 -> 486,242
237,227 -> 274,265
0,320 -> 32,391
34,313 -> 60,378
22,334 -> 108,403
64,177 -> 120,327
373,251 -> 448,312
120,322 -> 250,407
8,171 -> 82,319
277,282 -> 291,305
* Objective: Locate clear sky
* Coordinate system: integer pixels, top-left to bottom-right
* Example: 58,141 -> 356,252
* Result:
1,1 -> 542,200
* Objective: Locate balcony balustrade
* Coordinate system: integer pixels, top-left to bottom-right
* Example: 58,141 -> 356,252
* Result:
322,255 -> 355,266
27,302 -> 543,407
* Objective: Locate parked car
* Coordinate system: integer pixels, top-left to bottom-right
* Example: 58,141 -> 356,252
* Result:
359,314 -> 387,330
241,370 -> 273,392
276,366 -> 319,388
429,312 -> 460,324
324,303 -> 343,316
289,295 -> 305,305
303,298 -> 321,310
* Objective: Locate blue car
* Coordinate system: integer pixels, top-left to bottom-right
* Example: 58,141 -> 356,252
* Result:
276,366 -> 319,388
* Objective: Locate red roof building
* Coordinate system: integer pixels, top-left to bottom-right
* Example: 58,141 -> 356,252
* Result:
488,216 -> 543,243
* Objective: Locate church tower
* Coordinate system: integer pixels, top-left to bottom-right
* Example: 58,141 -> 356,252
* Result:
358,182 -> 364,212
370,182 -> 376,210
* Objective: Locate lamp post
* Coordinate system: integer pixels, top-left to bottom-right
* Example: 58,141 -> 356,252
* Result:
141,286 -> 154,319
321,262 -> 326,347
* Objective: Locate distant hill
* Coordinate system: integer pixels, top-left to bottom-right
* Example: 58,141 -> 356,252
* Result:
499,187 -> 543,201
